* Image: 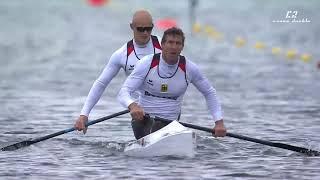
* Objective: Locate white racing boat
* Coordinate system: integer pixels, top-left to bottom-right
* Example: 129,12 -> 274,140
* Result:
124,120 -> 196,157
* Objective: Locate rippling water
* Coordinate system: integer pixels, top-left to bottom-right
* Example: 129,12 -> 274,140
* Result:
1,0 -> 320,179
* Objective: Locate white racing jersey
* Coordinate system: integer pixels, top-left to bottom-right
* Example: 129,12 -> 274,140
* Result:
118,53 -> 223,121
80,36 -> 161,116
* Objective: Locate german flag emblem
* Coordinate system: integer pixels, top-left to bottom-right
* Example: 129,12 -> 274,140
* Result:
161,84 -> 168,92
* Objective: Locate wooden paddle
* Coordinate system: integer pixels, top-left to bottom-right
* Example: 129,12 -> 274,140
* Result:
1,110 -> 130,151
153,116 -> 320,156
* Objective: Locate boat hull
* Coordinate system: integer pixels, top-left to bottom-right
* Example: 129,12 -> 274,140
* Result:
124,120 -> 196,157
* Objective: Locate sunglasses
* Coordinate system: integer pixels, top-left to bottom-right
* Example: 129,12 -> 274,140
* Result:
136,26 -> 153,32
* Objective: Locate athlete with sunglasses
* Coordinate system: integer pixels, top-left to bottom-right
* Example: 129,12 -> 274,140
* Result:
75,10 -> 162,134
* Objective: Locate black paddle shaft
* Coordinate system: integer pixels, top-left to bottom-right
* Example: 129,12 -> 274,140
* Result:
153,116 -> 320,156
1,110 -> 130,151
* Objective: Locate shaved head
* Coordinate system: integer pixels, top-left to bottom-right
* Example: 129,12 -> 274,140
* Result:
131,10 -> 153,26
130,10 -> 154,45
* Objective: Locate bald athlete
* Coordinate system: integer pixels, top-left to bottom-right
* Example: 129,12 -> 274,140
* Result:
75,10 -> 162,134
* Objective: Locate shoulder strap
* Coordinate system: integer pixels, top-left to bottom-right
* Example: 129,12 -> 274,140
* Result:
150,53 -> 160,69
127,39 -> 134,57
151,35 -> 162,50
125,39 -> 134,72
178,55 -> 186,72
178,55 -> 188,85
143,53 -> 161,83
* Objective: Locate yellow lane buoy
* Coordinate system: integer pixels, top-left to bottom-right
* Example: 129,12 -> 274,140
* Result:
271,47 -> 282,55
235,37 -> 246,47
286,49 -> 297,59
301,53 -> 312,62
254,41 -> 266,49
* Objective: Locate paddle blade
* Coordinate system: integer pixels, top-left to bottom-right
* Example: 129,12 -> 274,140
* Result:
1,140 -> 34,151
